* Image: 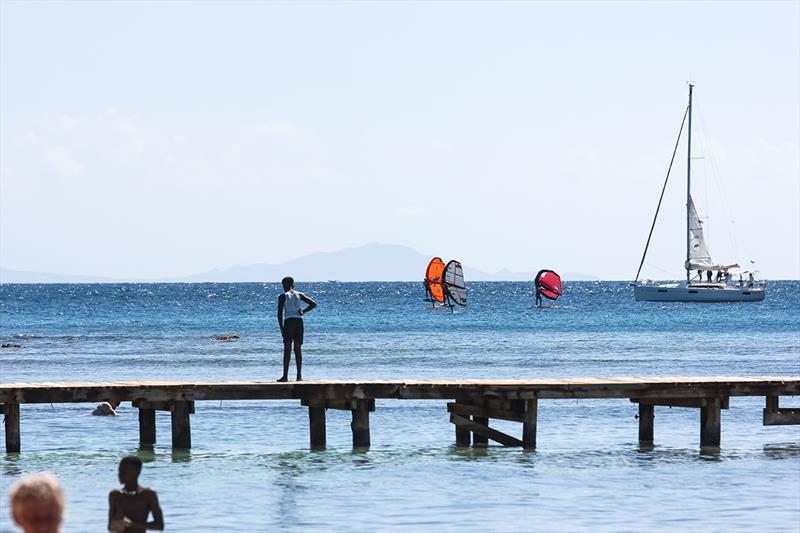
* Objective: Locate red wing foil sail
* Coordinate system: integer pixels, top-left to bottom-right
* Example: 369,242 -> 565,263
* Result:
535,269 -> 562,302
424,257 -> 446,303
443,260 -> 467,306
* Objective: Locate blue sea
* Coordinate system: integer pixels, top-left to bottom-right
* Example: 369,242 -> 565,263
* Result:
1,281 -> 799,532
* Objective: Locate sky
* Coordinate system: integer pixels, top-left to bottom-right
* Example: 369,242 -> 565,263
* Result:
1,1 -> 798,280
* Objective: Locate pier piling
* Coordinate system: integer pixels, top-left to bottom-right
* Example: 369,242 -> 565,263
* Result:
700,398 -> 722,448
472,415 -> 489,446
522,399 -> 538,449
351,399 -> 371,448
170,401 -> 194,450
138,408 -> 157,449
2,403 -> 20,453
638,403 -> 654,444
308,405 -> 327,449
454,400 -> 471,446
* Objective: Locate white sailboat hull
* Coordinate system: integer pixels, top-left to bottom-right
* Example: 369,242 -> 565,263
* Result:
634,283 -> 766,302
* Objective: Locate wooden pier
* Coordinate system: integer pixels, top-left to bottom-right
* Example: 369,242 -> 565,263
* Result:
2,377 -> 798,453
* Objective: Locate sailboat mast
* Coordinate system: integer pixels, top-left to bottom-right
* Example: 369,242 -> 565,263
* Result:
685,83 -> 694,282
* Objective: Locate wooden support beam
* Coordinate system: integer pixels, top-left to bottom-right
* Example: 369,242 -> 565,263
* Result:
301,398 -> 375,412
700,397 -> 721,448
308,406 -> 326,448
449,414 -> 524,447
638,403 -> 654,444
133,399 -> 182,412
472,416 -> 489,446
170,401 -> 193,450
4,403 -> 20,453
138,408 -> 156,449
522,399 -> 537,449
763,396 -> 800,425
634,397 -> 729,409
447,402 -> 526,423
763,408 -> 800,425
351,399 -> 371,448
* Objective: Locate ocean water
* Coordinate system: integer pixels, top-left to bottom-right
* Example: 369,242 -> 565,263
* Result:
0,281 -> 798,532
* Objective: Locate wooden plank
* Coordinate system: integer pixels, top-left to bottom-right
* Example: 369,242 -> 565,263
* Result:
171,401 -> 192,450
638,403 -> 654,444
449,414 -> 524,447
4,403 -> 20,453
522,399 -> 537,449
138,408 -> 156,449
700,398 -> 721,448
308,406 -> 326,448
0,377 -> 798,404
447,402 -> 526,423
351,399 -> 370,448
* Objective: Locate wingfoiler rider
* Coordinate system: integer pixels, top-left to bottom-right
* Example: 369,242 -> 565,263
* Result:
277,276 -> 316,382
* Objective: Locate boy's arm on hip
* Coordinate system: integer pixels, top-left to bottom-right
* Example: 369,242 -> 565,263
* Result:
300,293 -> 317,312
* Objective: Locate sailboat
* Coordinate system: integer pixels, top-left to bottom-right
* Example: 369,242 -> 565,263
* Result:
633,85 -> 766,302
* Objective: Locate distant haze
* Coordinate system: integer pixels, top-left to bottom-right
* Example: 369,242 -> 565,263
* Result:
1,3 -> 798,280
0,243 -> 597,283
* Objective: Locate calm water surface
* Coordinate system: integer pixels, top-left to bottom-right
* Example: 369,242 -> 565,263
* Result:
1,282 -> 798,532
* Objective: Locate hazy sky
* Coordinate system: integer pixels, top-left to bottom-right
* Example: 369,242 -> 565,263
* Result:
1,1 -> 798,279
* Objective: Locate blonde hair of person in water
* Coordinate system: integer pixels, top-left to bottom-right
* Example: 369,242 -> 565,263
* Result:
10,473 -> 65,533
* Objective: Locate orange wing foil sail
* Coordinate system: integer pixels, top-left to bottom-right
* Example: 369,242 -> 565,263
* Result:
424,257 -> 446,303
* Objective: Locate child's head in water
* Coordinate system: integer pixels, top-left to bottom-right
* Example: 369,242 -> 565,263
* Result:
118,456 -> 143,486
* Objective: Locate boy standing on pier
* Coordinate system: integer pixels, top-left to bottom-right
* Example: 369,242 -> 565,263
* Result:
277,276 -> 316,382
108,456 -> 164,533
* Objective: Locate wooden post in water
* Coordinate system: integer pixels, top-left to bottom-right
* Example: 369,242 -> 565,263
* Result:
454,400 -> 471,446
522,399 -> 538,449
638,403 -> 654,444
472,415 -> 489,446
308,405 -> 326,449
138,408 -> 156,449
351,399 -> 371,448
700,397 -> 721,448
3,403 -> 20,453
170,401 -> 193,450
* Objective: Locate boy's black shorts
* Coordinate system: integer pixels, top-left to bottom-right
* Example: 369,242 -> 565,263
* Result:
282,318 -> 304,345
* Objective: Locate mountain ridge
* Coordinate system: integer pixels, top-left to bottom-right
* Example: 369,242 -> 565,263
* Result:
1,243 -> 598,283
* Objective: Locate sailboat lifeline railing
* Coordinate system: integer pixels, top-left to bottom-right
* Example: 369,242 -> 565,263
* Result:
633,105 -> 689,284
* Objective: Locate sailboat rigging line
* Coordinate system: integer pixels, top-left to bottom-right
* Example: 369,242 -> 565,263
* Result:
697,109 -> 744,264
633,105 -> 690,284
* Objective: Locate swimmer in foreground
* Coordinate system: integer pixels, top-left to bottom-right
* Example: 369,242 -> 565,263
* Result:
108,456 -> 163,533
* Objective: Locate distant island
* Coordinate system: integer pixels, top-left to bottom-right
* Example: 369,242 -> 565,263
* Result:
0,242 -> 598,283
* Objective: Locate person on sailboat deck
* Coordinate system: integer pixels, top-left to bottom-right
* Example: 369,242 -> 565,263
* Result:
706,270 -> 712,283
696,269 -> 703,281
